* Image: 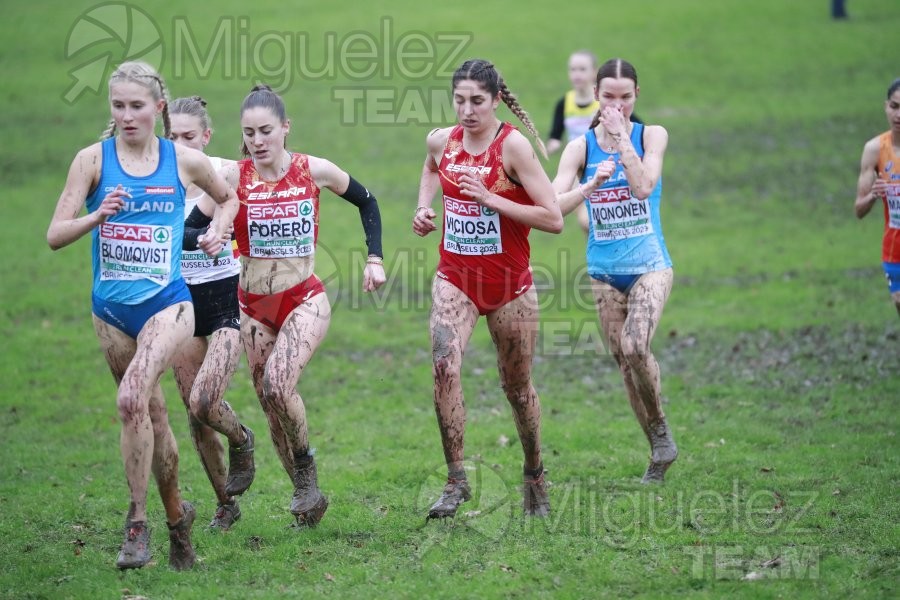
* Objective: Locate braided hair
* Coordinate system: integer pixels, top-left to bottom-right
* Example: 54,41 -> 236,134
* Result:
101,61 -> 170,140
452,59 -> 547,159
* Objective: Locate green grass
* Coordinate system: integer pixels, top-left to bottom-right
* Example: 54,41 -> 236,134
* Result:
2,0 -> 900,598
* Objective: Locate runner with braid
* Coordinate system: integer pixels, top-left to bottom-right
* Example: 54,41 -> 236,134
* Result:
413,59 -> 563,519
553,58 -> 678,483
168,96 -> 255,531
47,62 -> 239,569
221,85 -> 386,527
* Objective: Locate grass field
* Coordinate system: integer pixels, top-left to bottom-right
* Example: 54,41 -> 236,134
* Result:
1,0 -> 899,598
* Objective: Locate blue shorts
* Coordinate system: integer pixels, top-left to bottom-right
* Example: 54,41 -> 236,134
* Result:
884,262 -> 900,294
92,279 -> 192,339
590,272 -> 642,294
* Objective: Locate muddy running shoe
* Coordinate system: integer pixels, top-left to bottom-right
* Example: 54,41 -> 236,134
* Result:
641,418 -> 678,483
115,520 -> 151,569
523,465 -> 551,517
289,453 -> 328,528
167,501 -> 196,570
427,477 -> 472,520
225,425 -> 256,497
209,500 -> 241,531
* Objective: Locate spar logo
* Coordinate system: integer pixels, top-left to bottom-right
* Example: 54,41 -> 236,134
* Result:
445,197 -> 483,216
299,200 -> 313,216
591,186 -> 632,203
100,222 -> 152,242
153,227 -> 169,243
248,203 -> 299,220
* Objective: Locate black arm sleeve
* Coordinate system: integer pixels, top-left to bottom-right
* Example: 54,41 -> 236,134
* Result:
182,204 -> 213,251
339,176 -> 383,259
548,97 -> 565,141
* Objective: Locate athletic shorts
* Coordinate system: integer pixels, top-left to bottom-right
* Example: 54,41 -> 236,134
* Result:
435,268 -> 533,316
92,278 -> 192,339
883,262 -> 900,294
590,272 -> 642,294
188,274 -> 240,338
237,275 -> 326,331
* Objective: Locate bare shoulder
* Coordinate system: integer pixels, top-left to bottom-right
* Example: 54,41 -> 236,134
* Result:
860,135 -> 882,162
74,142 -> 102,164
643,124 -> 669,144
502,128 -> 539,159
70,142 -> 103,181
219,159 -> 240,185
174,143 -> 208,169
561,135 -> 587,161
307,154 -> 337,176
426,126 -> 453,153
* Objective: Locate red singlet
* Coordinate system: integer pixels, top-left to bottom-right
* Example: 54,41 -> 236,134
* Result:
436,123 -> 534,315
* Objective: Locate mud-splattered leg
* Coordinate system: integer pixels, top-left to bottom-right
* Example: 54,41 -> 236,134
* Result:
619,269 -> 673,426
94,300 -> 194,525
430,277 -> 479,474
173,336 -> 229,505
486,286 -> 542,470
427,277 -> 479,519
486,286 -> 549,516
594,269 -> 676,482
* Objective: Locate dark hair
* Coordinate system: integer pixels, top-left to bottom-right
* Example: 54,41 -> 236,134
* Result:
239,84 -> 287,157
169,95 -> 211,131
589,58 -> 639,130
451,59 -> 547,159
888,78 -> 900,99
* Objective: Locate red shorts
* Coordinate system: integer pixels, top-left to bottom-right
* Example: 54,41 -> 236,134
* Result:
436,267 -> 533,316
237,275 -> 326,331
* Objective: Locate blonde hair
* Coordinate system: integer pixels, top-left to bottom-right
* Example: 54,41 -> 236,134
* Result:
169,95 -> 212,132
100,61 -> 170,140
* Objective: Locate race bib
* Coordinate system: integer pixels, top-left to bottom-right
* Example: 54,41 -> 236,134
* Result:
588,185 -> 653,241
247,200 -> 315,258
443,195 -> 502,255
887,184 -> 900,230
181,244 -> 237,274
99,223 -> 172,284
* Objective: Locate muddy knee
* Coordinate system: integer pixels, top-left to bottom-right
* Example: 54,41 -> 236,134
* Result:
501,381 -> 534,408
189,388 -> 214,423
261,370 -> 290,413
619,335 -> 651,369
